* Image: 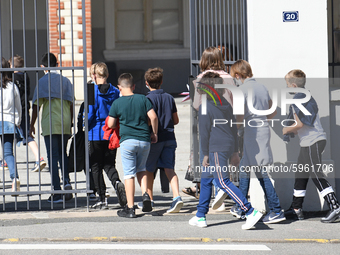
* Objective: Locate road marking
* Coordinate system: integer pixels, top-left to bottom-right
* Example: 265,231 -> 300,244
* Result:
0,244 -> 271,251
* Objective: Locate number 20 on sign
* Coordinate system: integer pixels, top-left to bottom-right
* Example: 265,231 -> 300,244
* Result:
283,11 -> 299,22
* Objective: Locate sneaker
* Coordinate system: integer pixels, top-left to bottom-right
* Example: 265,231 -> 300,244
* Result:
115,181 -> 127,207
230,205 -> 246,220
47,194 -> 63,203
31,157 -> 47,172
167,197 -> 184,213
321,207 -> 340,223
90,201 -> 108,210
262,210 -> 286,224
0,160 -> 8,170
11,178 -> 20,194
242,209 -> 263,230
89,193 -> 99,202
142,192 -> 152,212
211,190 -> 228,210
117,205 -> 137,218
285,207 -> 304,220
189,216 -> 207,228
216,203 -> 226,212
64,184 -> 73,201
137,201 -> 154,209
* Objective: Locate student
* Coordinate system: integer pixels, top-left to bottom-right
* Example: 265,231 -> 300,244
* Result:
29,53 -> 73,203
184,46 -> 236,205
189,72 -> 263,230
283,69 -> 340,223
108,73 -> 158,218
227,59 -> 286,224
0,57 -> 22,192
88,62 -> 126,209
9,55 -> 46,172
140,67 -> 183,213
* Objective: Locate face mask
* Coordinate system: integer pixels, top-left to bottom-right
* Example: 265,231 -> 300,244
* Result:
233,78 -> 243,87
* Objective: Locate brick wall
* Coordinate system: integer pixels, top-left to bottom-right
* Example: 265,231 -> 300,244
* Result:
48,0 -> 92,100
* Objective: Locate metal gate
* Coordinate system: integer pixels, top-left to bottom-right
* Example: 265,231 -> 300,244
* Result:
0,0 -> 91,211
189,0 -> 248,181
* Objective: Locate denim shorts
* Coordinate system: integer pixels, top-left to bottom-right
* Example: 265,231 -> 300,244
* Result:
146,140 -> 177,172
120,139 -> 150,179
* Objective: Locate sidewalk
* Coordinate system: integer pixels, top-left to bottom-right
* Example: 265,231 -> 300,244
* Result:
0,97 -> 192,212
0,98 -> 339,244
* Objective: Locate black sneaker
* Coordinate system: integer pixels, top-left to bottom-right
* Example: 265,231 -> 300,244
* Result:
285,207 -> 304,220
321,207 -> 340,223
47,194 -> 63,203
115,181 -> 127,207
90,201 -> 108,210
142,192 -> 152,212
64,184 -> 73,201
117,206 -> 136,218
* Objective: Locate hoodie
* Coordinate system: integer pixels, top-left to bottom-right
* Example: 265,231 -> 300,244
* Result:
199,97 -> 238,156
88,83 -> 120,141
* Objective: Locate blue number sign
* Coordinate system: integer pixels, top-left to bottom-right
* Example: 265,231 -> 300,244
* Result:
283,11 -> 299,22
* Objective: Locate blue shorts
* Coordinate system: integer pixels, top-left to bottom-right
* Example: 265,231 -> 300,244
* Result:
146,140 -> 177,173
120,139 -> 150,179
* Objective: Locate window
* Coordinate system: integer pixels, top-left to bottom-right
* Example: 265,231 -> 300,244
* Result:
115,0 -> 182,44
104,0 -> 190,60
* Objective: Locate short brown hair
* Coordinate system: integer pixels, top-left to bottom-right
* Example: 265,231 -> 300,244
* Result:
118,73 -> 133,88
94,62 -> 109,79
145,67 -> 163,89
230,59 -> 253,79
199,47 -> 225,72
285,69 -> 306,88
197,72 -> 225,98
9,55 -> 24,68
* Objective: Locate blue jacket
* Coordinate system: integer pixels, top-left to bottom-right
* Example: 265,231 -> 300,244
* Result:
88,84 -> 119,141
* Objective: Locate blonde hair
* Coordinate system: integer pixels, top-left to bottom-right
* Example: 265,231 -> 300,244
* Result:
230,59 -> 253,79
285,69 -> 306,88
89,63 -> 97,78
199,47 -> 225,72
94,62 -> 109,79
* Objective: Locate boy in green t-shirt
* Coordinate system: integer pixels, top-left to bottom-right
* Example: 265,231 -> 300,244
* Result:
108,73 -> 158,218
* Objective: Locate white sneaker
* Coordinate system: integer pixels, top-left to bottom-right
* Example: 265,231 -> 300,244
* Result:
211,190 -> 228,210
189,216 -> 207,228
242,209 -> 263,230
216,203 -> 226,212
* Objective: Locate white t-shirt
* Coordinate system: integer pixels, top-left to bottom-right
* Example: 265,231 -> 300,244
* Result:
0,81 -> 22,125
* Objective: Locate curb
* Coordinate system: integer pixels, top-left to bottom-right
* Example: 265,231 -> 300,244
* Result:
1,237 -> 339,244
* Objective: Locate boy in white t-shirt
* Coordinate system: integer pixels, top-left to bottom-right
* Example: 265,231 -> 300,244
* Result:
283,69 -> 340,223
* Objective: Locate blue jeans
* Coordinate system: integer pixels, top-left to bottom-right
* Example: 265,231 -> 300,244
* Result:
238,163 -> 281,213
1,134 -> 18,180
44,134 -> 70,190
196,152 -> 253,218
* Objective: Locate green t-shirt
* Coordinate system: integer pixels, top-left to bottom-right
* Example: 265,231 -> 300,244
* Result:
35,98 -> 72,136
109,94 -> 153,143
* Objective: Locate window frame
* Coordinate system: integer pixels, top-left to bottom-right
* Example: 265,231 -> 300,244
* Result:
104,0 -> 189,61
